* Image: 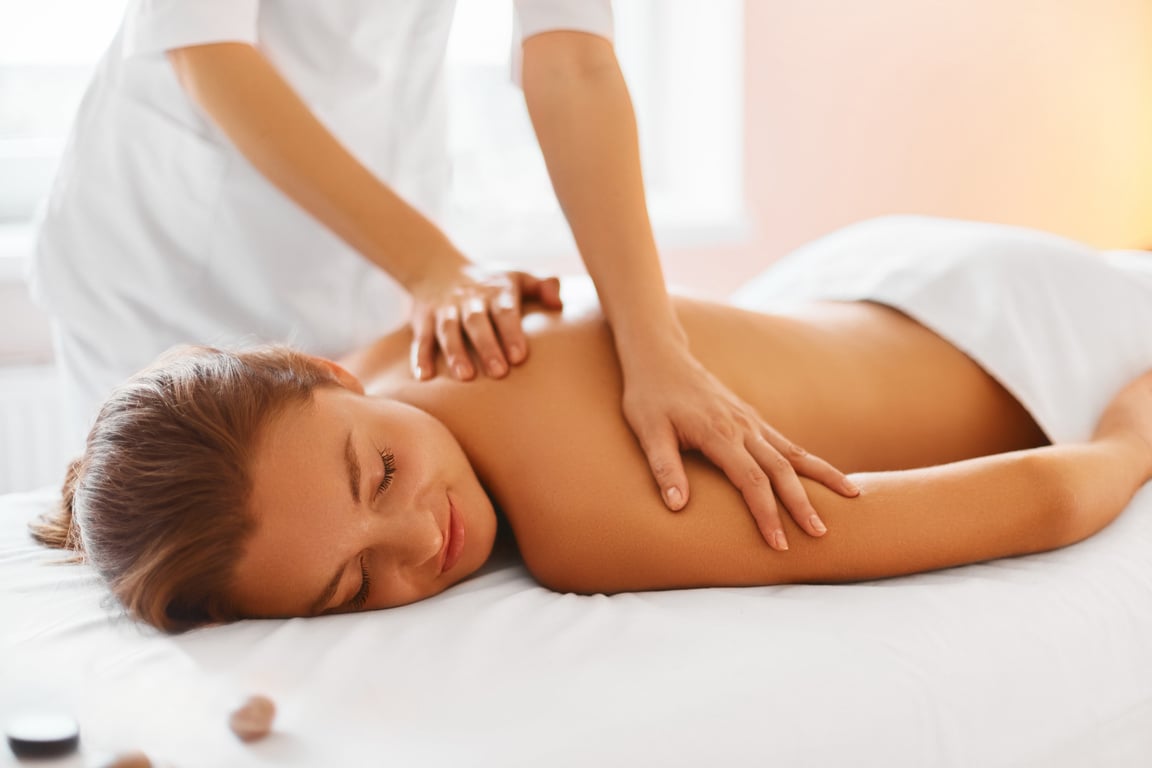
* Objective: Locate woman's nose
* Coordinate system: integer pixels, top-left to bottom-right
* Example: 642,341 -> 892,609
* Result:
369,494 -> 445,566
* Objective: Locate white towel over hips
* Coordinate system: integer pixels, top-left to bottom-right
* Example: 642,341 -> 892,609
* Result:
731,215 -> 1152,444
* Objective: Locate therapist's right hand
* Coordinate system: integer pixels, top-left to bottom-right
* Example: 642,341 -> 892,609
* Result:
408,267 -> 564,381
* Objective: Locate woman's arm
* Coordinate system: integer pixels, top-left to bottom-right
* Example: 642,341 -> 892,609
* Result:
520,32 -> 857,546
407,295 -> 1145,594
529,438 -> 1145,594
167,43 -> 560,380
524,375 -> 1152,594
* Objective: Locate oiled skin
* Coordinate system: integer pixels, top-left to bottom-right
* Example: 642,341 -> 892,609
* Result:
335,281 -> 1071,594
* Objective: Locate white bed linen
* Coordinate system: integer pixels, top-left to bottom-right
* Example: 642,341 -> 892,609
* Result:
5,216 -> 1152,766
3,481 -> 1151,767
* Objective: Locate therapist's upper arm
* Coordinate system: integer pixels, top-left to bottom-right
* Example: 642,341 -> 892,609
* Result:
166,42 -> 259,94
520,30 -> 617,82
162,43 -> 310,152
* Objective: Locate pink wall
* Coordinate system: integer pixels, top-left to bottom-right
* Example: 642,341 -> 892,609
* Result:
663,0 -> 1152,298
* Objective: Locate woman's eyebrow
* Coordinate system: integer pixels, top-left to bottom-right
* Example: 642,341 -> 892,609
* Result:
345,431 -> 361,504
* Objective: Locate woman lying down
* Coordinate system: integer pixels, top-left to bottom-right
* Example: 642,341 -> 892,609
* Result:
31,216 -> 1152,632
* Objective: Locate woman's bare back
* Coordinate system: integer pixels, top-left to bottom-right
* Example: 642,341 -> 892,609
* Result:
338,288 -> 1049,592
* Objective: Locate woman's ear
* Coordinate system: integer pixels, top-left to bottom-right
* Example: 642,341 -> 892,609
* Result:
314,357 -> 365,394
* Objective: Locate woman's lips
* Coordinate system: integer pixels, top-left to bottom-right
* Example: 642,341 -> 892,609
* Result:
441,497 -> 466,574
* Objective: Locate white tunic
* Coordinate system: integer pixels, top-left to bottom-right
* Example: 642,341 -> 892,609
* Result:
30,0 -> 613,434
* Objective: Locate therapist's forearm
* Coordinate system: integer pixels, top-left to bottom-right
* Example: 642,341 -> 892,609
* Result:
522,33 -> 684,357
167,42 -> 467,292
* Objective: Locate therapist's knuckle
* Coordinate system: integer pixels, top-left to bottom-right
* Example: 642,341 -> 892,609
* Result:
708,417 -> 740,443
758,451 -> 790,476
462,310 -> 489,329
742,464 -> 770,490
782,442 -> 808,459
650,458 -> 678,484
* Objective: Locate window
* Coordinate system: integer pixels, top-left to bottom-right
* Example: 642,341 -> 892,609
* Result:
0,0 -> 124,223
0,0 -> 744,271
0,0 -> 124,278
445,0 -> 746,262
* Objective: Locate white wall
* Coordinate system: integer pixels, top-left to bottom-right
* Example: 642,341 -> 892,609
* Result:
662,0 -> 1152,297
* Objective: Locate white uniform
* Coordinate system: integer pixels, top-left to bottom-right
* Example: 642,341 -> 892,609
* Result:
30,0 -> 613,448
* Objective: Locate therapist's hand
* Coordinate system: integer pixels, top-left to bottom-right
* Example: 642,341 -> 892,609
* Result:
409,266 -> 563,381
621,341 -> 860,551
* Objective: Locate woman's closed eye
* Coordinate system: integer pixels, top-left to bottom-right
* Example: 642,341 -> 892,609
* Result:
375,448 -> 396,496
347,555 -> 371,611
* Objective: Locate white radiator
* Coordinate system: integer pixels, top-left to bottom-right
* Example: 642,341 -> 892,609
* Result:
0,364 -> 69,495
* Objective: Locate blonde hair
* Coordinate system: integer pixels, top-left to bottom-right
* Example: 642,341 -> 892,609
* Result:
29,345 -> 340,632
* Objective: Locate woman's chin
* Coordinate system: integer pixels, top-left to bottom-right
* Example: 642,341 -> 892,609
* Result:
462,494 -> 499,580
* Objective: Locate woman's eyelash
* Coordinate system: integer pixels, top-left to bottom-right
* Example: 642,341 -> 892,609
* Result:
375,448 -> 396,496
349,557 -> 371,611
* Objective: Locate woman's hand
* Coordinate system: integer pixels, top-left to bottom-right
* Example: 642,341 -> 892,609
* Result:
409,266 -> 563,381
621,342 -> 860,551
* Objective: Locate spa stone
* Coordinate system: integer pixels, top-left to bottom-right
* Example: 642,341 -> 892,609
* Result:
228,695 -> 276,742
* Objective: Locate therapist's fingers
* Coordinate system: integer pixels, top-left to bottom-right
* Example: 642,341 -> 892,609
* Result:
541,277 -> 563,308
409,310 -> 436,381
435,304 -> 475,381
762,424 -> 860,499
631,419 -> 691,512
460,295 -> 509,378
746,433 -> 826,541
519,274 -> 564,310
490,288 -> 528,365
700,435 -> 789,550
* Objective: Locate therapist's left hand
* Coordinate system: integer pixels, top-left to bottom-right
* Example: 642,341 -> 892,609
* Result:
409,266 -> 563,381
620,340 -> 860,551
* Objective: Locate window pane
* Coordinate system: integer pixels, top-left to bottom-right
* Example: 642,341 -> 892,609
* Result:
0,0 -> 123,65
444,0 -> 745,262
0,1 -> 123,221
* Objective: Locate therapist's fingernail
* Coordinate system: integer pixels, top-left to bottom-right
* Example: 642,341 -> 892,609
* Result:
454,362 -> 471,379
809,515 -> 827,535
508,344 -> 524,363
773,531 -> 789,551
489,358 -> 507,376
665,487 -> 684,510
845,479 -> 861,495
414,365 -> 426,380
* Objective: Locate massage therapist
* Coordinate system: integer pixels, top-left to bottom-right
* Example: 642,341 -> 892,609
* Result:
30,0 -> 854,540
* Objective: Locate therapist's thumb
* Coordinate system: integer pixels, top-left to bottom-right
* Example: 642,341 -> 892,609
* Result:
519,274 -> 563,309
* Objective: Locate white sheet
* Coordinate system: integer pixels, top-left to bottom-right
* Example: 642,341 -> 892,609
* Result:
3,483 -> 1151,767
5,216 -> 1152,766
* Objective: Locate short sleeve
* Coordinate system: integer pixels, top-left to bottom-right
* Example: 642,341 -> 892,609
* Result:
122,0 -> 261,58
513,0 -> 613,42
510,0 -> 614,86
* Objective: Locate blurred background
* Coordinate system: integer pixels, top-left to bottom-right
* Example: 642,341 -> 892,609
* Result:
1,0 -> 1151,492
